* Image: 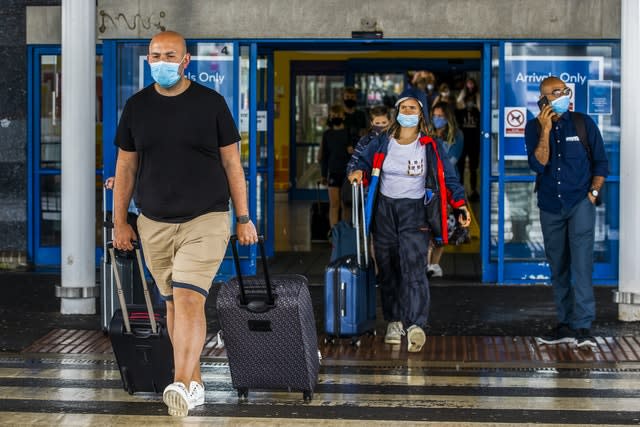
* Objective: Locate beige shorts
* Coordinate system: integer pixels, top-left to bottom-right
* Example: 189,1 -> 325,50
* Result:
136,211 -> 230,299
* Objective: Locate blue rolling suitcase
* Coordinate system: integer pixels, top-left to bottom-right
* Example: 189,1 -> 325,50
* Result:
324,182 -> 376,346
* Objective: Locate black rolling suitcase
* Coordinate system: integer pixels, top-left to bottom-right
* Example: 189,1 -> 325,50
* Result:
100,185 -> 145,331
216,236 -> 319,401
108,242 -> 174,395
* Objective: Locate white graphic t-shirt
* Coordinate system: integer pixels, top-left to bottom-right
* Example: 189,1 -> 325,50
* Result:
380,137 -> 426,199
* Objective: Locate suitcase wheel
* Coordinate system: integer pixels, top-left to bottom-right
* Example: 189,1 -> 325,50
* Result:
237,388 -> 249,399
303,390 -> 313,403
323,336 -> 337,345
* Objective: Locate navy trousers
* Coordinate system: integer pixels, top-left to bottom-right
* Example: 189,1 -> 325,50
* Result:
373,195 -> 430,328
539,197 -> 596,330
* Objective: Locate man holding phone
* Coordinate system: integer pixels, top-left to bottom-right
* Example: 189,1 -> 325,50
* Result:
524,76 -> 609,349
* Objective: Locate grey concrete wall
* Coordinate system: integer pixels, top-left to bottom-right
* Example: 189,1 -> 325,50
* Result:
26,5 -> 61,44
0,1 -> 60,257
89,0 -> 620,40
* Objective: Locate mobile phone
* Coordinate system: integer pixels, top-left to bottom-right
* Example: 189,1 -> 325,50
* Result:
537,96 -> 549,111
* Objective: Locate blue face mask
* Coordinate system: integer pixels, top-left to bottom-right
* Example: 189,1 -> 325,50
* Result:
396,113 -> 420,128
432,116 -> 447,129
551,95 -> 570,114
150,57 -> 184,88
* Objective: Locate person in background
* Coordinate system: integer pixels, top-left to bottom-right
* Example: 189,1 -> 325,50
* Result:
342,87 -> 368,145
412,71 -> 439,112
431,83 -> 456,111
455,77 -> 481,202
321,104 -> 353,228
347,94 -> 470,353
456,77 -> 481,111
346,105 -> 392,173
526,76 -> 608,349
427,102 -> 464,278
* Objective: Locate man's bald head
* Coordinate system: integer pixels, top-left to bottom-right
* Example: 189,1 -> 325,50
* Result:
539,76 -> 565,94
149,30 -> 187,58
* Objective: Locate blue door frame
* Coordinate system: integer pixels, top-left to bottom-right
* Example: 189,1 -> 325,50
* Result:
27,45 -> 104,267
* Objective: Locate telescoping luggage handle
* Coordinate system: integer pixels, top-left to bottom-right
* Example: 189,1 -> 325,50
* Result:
351,180 -> 369,269
107,241 -> 158,335
229,235 -> 275,312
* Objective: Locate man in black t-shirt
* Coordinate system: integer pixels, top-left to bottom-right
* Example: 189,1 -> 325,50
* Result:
112,30 -> 257,416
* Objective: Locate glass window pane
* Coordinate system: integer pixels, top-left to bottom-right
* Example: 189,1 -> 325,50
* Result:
353,72 -> 404,109
39,174 -> 104,248
295,75 -> 344,145
294,75 -> 344,190
238,49 -> 269,169
40,55 -> 61,169
490,181 -> 544,261
40,175 -> 61,246
96,176 -> 104,247
502,43 -> 620,176
503,182 -> 544,261
491,181 -> 617,263
256,172 -> 267,238
594,182 -> 618,263
117,42 -> 235,119
37,54 -> 104,251
490,46 -> 500,177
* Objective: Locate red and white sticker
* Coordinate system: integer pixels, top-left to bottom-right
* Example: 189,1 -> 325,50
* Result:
504,107 -> 527,137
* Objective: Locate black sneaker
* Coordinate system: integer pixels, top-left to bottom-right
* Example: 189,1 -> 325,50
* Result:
576,329 -> 597,349
536,324 -> 576,345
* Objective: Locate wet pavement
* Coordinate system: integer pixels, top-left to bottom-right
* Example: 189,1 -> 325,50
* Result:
2,269 -> 640,425
1,270 -> 639,353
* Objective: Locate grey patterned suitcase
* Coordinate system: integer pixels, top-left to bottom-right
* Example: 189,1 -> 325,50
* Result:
216,236 -> 319,402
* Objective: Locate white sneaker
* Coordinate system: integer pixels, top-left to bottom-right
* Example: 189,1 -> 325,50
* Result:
384,321 -> 404,344
428,264 -> 443,278
406,324 -> 426,353
163,382 -> 190,416
189,381 -> 205,408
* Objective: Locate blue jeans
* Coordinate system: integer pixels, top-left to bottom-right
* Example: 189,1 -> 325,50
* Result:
539,197 -> 596,330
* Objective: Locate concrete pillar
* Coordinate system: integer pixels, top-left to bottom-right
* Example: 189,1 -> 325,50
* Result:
618,0 -> 640,321
59,0 -> 96,314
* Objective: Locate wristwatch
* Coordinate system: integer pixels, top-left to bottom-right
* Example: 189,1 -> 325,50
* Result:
590,188 -> 599,198
236,215 -> 251,224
